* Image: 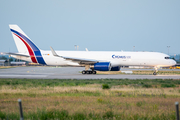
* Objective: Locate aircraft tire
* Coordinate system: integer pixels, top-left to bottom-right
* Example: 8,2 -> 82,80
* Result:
82,70 -> 86,74
92,71 -> 96,74
153,72 -> 157,75
82,70 -> 96,74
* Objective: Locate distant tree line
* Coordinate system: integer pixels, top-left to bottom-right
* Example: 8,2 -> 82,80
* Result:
0,55 -> 24,62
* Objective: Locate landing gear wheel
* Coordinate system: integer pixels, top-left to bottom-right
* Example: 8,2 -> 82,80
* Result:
92,71 -> 96,74
82,70 -> 96,74
153,66 -> 158,76
82,70 -> 86,74
153,72 -> 157,75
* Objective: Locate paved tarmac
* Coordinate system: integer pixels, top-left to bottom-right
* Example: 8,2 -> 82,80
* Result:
0,66 -> 180,79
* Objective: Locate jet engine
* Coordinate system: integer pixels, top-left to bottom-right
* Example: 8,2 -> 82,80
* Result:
94,62 -> 111,71
110,66 -> 121,71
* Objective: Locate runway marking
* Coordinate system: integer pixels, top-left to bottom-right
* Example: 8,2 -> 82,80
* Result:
0,75 -> 47,77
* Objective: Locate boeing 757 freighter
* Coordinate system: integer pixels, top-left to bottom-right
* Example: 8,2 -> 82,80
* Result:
8,25 -> 176,75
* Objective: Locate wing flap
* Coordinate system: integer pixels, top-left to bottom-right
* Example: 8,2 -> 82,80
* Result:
63,56 -> 98,64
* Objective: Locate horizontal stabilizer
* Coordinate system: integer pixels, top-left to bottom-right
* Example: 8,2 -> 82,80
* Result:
6,52 -> 30,57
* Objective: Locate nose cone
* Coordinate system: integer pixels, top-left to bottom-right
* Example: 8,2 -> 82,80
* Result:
171,60 -> 177,66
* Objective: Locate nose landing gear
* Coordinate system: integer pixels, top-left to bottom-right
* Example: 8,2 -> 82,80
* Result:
153,67 -> 158,75
153,72 -> 157,75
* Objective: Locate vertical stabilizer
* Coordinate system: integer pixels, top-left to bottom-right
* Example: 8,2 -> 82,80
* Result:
9,25 -> 46,64
9,25 -> 31,53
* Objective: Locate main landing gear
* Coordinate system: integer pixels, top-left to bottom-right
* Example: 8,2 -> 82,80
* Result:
82,65 -> 97,74
82,70 -> 96,74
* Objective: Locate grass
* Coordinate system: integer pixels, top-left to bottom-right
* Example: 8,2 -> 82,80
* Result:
102,84 -> 111,89
0,78 -> 180,88
0,66 -> 15,69
1,108 -> 176,120
0,78 -> 180,119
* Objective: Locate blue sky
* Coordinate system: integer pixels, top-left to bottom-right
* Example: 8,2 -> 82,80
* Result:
0,0 -> 180,55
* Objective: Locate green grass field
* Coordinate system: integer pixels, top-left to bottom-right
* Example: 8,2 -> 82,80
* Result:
0,78 -> 180,119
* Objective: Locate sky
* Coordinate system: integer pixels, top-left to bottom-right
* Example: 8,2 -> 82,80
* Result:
0,0 -> 180,55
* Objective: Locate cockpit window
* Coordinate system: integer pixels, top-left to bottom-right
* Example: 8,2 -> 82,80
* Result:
165,57 -> 170,59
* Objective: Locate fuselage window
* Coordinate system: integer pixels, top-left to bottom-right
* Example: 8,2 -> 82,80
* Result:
165,57 -> 170,59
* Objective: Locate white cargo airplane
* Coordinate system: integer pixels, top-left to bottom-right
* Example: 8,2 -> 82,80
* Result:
8,25 -> 176,75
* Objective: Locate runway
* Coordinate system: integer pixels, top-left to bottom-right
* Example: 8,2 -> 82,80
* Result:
0,66 -> 180,79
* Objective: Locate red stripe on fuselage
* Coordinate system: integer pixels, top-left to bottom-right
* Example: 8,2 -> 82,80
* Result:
13,33 -> 37,63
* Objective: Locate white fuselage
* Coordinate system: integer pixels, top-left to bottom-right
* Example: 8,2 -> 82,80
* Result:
13,51 -> 176,68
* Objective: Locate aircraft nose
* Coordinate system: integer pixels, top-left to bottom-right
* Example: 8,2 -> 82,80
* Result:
171,60 -> 176,65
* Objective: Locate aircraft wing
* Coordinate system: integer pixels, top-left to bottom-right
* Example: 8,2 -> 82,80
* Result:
50,47 -> 98,65
6,52 -> 30,57
62,56 -> 98,64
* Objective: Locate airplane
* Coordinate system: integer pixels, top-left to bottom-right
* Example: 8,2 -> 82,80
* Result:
8,25 -> 176,75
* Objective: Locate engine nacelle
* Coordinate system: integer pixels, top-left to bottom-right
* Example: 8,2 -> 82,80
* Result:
94,62 -> 111,71
110,66 -> 121,71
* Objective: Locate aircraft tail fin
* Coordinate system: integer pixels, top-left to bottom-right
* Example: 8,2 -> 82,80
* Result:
9,25 -> 46,64
9,25 -> 34,53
